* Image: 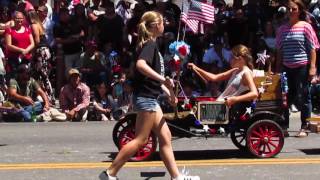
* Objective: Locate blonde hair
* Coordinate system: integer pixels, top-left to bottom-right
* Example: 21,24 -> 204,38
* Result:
137,11 -> 163,48
231,44 -> 254,70
28,11 -> 45,34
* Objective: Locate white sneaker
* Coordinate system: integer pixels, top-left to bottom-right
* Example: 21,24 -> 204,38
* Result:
173,167 -> 200,180
100,170 -> 118,180
101,114 -> 109,121
177,175 -> 200,180
290,104 -> 299,113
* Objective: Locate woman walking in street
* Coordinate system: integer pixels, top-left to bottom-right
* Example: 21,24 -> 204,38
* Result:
103,11 -> 200,180
276,0 -> 319,137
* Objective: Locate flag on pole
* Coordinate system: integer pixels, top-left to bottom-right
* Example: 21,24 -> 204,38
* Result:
180,0 -> 215,34
180,0 -> 199,33
187,0 -> 215,24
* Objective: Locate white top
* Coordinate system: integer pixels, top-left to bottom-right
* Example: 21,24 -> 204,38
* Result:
0,48 -> 5,75
46,3 -> 53,20
42,17 -> 55,47
203,47 -> 232,68
217,66 -> 252,101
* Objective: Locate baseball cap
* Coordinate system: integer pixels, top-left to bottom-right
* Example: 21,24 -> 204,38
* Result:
68,68 -> 80,78
17,64 -> 31,74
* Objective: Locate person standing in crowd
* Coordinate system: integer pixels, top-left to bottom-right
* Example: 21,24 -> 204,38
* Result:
87,0 -> 102,22
74,3 -> 89,40
54,7 -> 84,77
276,0 -> 319,137
59,68 -> 90,121
227,8 -> 249,47
39,0 -> 53,20
96,1 -> 124,52
115,0 -> 137,25
80,40 -> 106,87
103,11 -> 200,180
202,37 -> 232,73
28,10 -> 46,46
4,11 -> 34,78
7,64 -> 50,122
37,5 -> 55,47
0,6 -> 13,35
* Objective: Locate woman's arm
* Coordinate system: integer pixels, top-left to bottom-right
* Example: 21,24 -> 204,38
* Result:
309,49 -> 317,79
188,63 -> 238,82
24,33 -> 35,54
225,71 -> 258,107
161,84 -> 177,106
5,33 -> 24,53
136,59 -> 166,83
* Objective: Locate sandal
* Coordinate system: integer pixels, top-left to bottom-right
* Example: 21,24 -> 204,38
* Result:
295,129 -> 308,138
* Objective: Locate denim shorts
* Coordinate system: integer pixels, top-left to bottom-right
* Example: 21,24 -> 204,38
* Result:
133,96 -> 160,112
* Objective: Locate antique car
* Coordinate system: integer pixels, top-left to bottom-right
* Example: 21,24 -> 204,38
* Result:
112,73 -> 289,161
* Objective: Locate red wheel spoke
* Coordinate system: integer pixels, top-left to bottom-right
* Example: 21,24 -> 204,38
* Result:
262,144 -> 266,153
252,140 -> 261,150
252,130 -> 263,138
259,127 -> 265,136
250,137 -> 260,141
266,143 -> 272,153
265,126 -> 269,134
270,131 -> 280,137
269,137 -> 280,142
268,141 -> 278,148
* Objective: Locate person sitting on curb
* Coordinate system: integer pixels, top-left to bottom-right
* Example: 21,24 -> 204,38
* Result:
7,64 -> 50,122
59,68 -> 90,121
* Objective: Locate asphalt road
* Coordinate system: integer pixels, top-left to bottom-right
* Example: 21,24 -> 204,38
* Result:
1,113 -> 320,180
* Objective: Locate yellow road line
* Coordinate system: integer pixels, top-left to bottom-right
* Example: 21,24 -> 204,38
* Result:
1,158 -> 320,170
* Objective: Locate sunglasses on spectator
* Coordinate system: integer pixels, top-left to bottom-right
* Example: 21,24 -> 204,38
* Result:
288,7 -> 299,12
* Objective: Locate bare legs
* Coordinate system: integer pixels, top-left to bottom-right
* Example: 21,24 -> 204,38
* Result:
107,108 -> 180,178
152,110 -> 180,178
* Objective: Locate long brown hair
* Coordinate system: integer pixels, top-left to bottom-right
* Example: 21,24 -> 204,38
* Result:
231,44 -> 254,70
288,0 -> 307,21
28,10 -> 45,34
137,11 -> 163,49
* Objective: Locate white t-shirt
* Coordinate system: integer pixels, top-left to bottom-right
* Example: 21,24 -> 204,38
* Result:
46,3 -> 53,20
0,48 -> 5,75
203,47 -> 232,68
42,17 -> 55,47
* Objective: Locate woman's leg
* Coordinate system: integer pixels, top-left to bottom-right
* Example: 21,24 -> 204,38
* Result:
152,109 -> 180,178
107,111 -> 156,176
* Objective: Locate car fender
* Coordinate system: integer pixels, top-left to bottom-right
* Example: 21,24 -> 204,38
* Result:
250,111 -> 285,124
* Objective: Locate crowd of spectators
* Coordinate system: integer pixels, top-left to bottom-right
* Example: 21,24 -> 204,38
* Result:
0,0 -> 319,122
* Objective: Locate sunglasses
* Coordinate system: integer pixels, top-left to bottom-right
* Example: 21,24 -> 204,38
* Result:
288,7 -> 299,12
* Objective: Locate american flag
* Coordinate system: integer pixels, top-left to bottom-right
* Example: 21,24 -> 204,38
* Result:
181,0 -> 199,33
188,0 -> 215,23
180,0 -> 215,34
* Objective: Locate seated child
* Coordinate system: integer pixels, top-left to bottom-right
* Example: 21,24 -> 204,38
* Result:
188,44 -> 258,107
93,82 -> 115,121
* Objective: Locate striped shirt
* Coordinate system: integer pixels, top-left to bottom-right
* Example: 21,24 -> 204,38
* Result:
276,21 -> 319,68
